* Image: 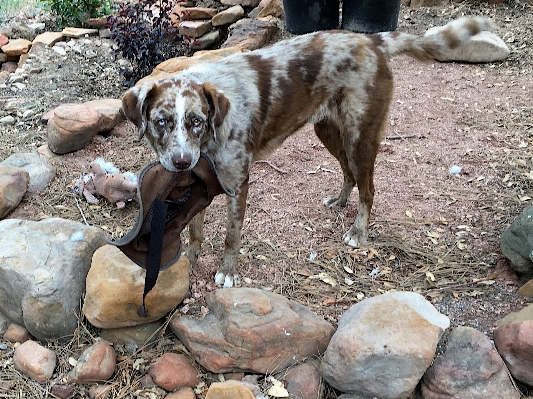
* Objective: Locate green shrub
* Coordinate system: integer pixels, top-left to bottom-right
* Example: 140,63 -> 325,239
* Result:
39,0 -> 114,28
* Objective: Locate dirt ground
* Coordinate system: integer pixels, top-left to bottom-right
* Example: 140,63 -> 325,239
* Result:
1,1 -> 533,397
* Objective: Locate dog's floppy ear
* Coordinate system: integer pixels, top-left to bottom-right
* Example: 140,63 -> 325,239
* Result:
122,81 -> 157,139
202,82 -> 230,134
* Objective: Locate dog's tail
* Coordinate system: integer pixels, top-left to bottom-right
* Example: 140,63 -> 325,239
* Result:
374,16 -> 497,61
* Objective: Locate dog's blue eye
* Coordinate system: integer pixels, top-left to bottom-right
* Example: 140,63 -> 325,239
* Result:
192,118 -> 202,128
157,118 -> 166,127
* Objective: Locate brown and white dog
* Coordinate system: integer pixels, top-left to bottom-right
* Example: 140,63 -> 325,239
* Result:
122,17 -> 494,287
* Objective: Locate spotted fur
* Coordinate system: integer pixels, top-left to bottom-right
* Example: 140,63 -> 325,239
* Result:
122,17 -> 494,287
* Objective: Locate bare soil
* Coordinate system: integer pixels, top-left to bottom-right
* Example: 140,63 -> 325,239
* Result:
1,1 -> 533,398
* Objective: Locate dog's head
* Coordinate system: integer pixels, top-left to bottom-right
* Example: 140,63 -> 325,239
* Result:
122,77 -> 230,172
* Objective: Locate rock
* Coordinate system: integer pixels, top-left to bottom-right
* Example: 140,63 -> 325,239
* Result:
0,165 -> 30,219
13,340 -> 57,382
88,384 -> 112,399
517,279 -> 533,297
501,205 -> 533,278
494,320 -> 533,386
257,0 -> 284,19
0,218 -> 107,340
421,326 -> 519,399
62,27 -> 99,37
212,5 -> 245,26
222,18 -> 278,50
0,152 -> 56,193
279,360 -> 322,399
82,245 -> 190,329
172,5 -> 217,22
85,16 -> 109,27
0,71 -> 9,84
205,381 -> 255,399
99,321 -> 164,346
33,31 -> 64,46
497,303 -> 533,326
2,323 -> 32,343
1,62 -> 17,74
67,341 -> 116,384
189,29 -> 222,51
147,353 -> 200,391
170,288 -> 335,374
320,291 -> 449,399
179,20 -> 213,38
221,0 -> 261,7
0,34 -> 8,47
50,384 -> 76,399
1,38 -> 32,56
0,115 -> 16,124
47,104 -> 103,154
165,387 -> 196,399
83,98 -> 126,132
423,20 -> 510,63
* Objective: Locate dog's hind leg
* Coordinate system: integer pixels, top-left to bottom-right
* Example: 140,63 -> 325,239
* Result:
187,208 -> 206,269
314,120 -> 356,209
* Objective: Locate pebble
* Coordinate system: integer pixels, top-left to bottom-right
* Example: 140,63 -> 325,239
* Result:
0,116 -> 16,125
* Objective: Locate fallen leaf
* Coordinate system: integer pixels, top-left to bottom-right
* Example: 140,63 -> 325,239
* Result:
356,292 -> 365,300
345,278 -> 354,286
452,291 -> 460,299
267,379 -> 289,398
344,266 -> 354,274
406,210 -> 413,218
426,271 -> 436,282
478,280 -> 496,285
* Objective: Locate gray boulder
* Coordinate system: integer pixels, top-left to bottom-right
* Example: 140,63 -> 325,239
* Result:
501,205 -> 533,278
0,152 -> 55,193
320,291 -> 449,399
0,218 -> 106,340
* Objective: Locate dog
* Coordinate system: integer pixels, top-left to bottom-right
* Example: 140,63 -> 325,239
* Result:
122,17 -> 495,287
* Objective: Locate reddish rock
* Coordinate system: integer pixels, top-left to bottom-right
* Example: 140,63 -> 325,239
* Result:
83,98 -> 125,132
148,353 -> 200,391
421,327 -> 519,399
88,384 -> 112,399
494,320 -> 533,386
67,341 -> 116,384
205,381 -> 254,399
50,384 -> 75,399
165,387 -> 196,399
1,38 -> 32,56
53,103 -> 103,133
0,165 -> 30,219
13,340 -> 57,382
3,323 -> 33,343
0,34 -> 8,47
281,360 -> 322,399
170,288 -> 334,374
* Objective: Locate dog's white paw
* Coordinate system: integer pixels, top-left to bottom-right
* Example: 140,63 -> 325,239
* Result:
323,195 -> 347,210
343,229 -> 367,248
215,271 -> 241,288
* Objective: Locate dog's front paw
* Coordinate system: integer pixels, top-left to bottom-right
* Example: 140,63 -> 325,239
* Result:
215,271 -> 241,288
343,226 -> 368,248
323,195 -> 348,209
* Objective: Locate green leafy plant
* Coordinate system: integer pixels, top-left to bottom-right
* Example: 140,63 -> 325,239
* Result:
40,0 -> 114,28
108,0 -> 191,87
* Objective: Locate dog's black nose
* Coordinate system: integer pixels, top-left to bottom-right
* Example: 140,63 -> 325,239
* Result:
172,152 -> 192,170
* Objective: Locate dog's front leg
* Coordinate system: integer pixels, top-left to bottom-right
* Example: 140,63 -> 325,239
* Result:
187,209 -> 206,270
215,179 -> 249,288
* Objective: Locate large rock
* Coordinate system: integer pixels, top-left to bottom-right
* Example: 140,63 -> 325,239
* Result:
320,291 -> 449,399
0,165 -> 29,219
421,327 -> 519,399
222,18 -> 278,50
47,104 -> 103,154
0,218 -> 107,340
212,5 -> 245,26
82,245 -> 190,328
1,38 -> 32,56
422,18 -> 509,63
170,288 -> 335,374
0,152 -> 55,193
83,98 -> 126,132
494,320 -> 533,386
501,205 -> 533,278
